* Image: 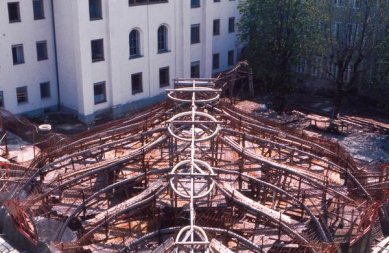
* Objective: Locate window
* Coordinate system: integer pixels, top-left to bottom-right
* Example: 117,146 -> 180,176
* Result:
159,67 -> 170,88
334,0 -> 343,6
228,50 -> 234,66
16,86 -> 28,104
89,0 -> 102,20
191,24 -> 200,44
333,22 -> 341,40
191,0 -> 200,8
131,73 -> 143,94
129,0 -> 168,5
40,82 -> 50,99
91,39 -> 104,62
8,2 -> 21,23
191,61 -> 200,78
310,58 -> 321,77
214,0 -> 220,2
94,81 -> 106,104
228,17 -> 235,33
12,44 -> 24,65
158,25 -> 168,52
297,59 -> 307,74
346,23 -> 359,44
36,41 -> 48,61
129,30 -> 141,58
353,0 -> 361,8
33,0 -> 45,20
0,91 -> 4,108
213,19 -> 220,36
212,53 -> 220,70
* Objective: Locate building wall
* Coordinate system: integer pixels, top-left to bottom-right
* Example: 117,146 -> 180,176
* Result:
54,0 -> 81,114
211,0 -> 241,73
1,0 -> 243,122
0,0 -> 58,115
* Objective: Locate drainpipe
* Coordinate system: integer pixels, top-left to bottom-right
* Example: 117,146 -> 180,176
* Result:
51,0 -> 61,111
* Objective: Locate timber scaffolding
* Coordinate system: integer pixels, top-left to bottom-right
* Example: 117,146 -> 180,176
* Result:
0,63 -> 387,252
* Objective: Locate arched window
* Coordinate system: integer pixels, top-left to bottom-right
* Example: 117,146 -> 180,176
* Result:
129,29 -> 140,58
157,25 -> 168,52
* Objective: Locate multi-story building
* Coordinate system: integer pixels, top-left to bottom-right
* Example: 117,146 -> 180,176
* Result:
0,0 -> 58,115
0,0 -> 242,123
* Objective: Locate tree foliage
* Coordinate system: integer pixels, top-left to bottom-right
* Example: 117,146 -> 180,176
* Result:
238,0 -> 322,94
239,0 -> 389,116
319,0 -> 389,117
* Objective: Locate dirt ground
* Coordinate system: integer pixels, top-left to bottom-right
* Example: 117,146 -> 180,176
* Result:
234,94 -> 389,170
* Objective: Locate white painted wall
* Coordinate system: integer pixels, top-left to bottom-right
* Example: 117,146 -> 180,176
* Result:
1,0 -> 243,120
54,0 -> 79,113
0,0 -> 58,114
211,0 -> 242,73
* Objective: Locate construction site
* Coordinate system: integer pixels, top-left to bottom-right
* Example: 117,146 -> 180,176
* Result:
0,63 -> 388,253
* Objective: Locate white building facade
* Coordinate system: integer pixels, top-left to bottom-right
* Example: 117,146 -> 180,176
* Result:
0,0 -> 242,122
0,0 -> 58,115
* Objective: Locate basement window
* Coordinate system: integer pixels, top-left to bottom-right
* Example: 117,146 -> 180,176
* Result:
159,67 -> 170,88
228,50 -> 234,66
213,53 -> 220,70
40,82 -> 51,99
131,73 -> 143,95
129,0 -> 168,6
94,82 -> 106,104
0,91 -> 4,107
8,2 -> 21,23
16,86 -> 28,104
191,61 -> 200,78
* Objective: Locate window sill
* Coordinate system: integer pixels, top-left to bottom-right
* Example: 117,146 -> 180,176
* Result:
159,84 -> 169,88
132,91 -> 143,95
13,62 -> 25,65
90,17 -> 103,21
9,20 -> 21,23
129,0 -> 168,7
94,100 -> 107,105
17,102 -> 28,105
191,42 -> 200,45
34,17 -> 45,20
157,50 -> 170,54
129,55 -> 143,60
38,58 -> 48,61
92,58 -> 105,63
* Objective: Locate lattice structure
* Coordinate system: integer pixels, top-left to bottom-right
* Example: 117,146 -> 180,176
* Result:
167,79 -> 220,252
0,70 -> 387,253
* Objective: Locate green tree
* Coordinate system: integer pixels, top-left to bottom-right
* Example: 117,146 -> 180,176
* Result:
369,30 -> 389,114
238,0 -> 322,112
320,0 -> 388,118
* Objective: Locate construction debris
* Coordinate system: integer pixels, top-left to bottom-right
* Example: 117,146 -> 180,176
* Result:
0,65 -> 387,252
